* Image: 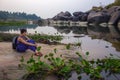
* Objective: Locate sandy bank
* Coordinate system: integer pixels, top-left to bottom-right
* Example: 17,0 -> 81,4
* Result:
0,42 -> 82,80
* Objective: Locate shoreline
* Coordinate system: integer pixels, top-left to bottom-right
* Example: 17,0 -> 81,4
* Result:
0,42 -> 82,80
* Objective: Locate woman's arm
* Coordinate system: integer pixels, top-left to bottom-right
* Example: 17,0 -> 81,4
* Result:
18,37 -> 37,47
25,36 -> 30,40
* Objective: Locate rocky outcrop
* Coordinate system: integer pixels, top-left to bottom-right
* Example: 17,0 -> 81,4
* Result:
109,11 -> 120,25
108,6 -> 120,25
87,11 -> 110,24
51,6 -> 120,25
52,11 -> 72,21
73,12 -> 84,17
107,6 -> 120,16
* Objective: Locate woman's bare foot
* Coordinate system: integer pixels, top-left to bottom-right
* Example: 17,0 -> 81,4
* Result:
35,51 -> 43,57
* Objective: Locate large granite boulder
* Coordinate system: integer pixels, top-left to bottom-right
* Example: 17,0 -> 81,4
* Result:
81,13 -> 88,21
87,11 -> 110,24
107,6 -> 120,16
109,11 -> 120,25
64,11 -> 72,17
72,16 -> 79,21
73,11 -> 84,17
72,11 -> 89,21
52,11 -> 72,21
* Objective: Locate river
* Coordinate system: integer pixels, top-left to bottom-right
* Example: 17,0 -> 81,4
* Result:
0,24 -> 120,60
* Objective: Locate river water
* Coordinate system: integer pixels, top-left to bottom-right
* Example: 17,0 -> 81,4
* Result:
0,24 -> 120,59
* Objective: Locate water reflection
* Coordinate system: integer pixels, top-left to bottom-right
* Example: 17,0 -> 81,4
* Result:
0,25 -> 38,33
0,24 -> 120,59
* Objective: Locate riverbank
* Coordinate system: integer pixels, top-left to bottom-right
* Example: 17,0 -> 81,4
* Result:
0,42 -> 81,80
0,33 -> 63,44
0,21 -> 27,26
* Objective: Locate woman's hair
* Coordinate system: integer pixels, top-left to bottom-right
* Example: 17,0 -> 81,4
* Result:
20,29 -> 27,34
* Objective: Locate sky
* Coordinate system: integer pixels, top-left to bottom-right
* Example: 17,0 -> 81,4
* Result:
0,0 -> 114,19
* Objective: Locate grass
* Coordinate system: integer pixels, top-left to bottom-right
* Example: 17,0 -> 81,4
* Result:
0,21 -> 27,26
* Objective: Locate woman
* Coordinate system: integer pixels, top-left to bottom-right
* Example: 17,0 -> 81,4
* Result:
16,29 -> 42,56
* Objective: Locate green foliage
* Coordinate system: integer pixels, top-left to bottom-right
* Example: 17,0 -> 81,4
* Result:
20,46 -> 120,80
37,46 -> 41,52
29,33 -> 63,43
0,33 -> 63,42
106,0 -> 120,9
0,11 -> 40,20
66,43 -> 71,50
86,52 -> 89,56
75,42 -> 81,47
20,56 -> 24,63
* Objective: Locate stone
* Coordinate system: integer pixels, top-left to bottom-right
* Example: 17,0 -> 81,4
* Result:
72,16 -> 79,21
109,11 -> 120,25
107,6 -> 120,16
87,11 -> 110,24
52,11 -> 72,21
64,11 -> 72,17
73,11 -> 84,17
81,13 -> 88,21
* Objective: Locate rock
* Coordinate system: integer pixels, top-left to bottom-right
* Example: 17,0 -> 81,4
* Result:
81,13 -> 88,21
72,16 -> 79,21
64,11 -> 72,17
73,11 -> 84,17
109,11 -> 120,25
87,11 -> 110,24
52,11 -> 72,21
107,6 -> 120,16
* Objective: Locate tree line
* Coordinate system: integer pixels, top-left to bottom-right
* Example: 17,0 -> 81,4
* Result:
0,11 -> 41,20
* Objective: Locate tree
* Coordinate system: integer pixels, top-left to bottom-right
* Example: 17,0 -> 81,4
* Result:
106,0 -> 120,9
0,11 -> 41,20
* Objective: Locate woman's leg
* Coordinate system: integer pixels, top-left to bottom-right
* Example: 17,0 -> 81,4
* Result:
27,39 -> 43,56
16,44 -> 27,52
27,39 -> 37,52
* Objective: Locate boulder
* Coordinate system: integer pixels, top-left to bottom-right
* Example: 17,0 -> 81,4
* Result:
81,13 -> 88,21
109,11 -> 120,25
64,11 -> 72,17
72,16 -> 79,21
107,6 -> 120,16
73,11 -> 84,17
87,11 -> 110,24
52,11 -> 72,21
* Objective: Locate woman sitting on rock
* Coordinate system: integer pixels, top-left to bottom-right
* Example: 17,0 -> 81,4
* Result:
16,29 -> 43,56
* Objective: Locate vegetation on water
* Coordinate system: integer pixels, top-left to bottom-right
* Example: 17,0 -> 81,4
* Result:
20,44 -> 120,80
0,33 -> 63,44
29,32 -> 63,44
0,21 -> 26,26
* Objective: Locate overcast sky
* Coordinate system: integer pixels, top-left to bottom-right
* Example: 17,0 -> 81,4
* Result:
0,0 -> 114,18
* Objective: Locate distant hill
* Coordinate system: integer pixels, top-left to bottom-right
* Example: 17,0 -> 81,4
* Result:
0,11 -> 41,21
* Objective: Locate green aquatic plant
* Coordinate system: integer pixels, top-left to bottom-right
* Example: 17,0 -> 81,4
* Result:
66,43 -> 71,50
37,46 -> 41,52
75,42 -> 81,47
20,46 -> 120,80
29,33 -> 63,43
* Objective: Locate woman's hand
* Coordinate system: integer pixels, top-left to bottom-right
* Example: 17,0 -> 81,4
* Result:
34,44 -> 38,47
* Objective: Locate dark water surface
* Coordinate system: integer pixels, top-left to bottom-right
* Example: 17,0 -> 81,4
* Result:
0,25 -> 120,59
